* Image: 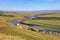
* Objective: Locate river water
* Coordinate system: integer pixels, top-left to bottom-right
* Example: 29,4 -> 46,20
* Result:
9,16 -> 60,32
9,20 -> 60,32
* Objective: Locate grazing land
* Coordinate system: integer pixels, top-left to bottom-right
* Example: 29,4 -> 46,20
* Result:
24,13 -> 60,27
24,20 -> 60,27
0,12 -> 60,40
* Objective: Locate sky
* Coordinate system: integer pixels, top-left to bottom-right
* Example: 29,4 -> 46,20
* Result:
0,0 -> 60,11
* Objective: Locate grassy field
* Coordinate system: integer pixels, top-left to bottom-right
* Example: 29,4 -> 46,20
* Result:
24,13 -> 60,27
36,13 -> 60,17
0,26 -> 60,40
24,20 -> 60,27
0,34 -> 24,40
0,12 -> 60,40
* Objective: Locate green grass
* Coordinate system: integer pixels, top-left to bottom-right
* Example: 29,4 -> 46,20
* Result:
0,12 -> 60,40
36,13 -> 60,17
24,20 -> 60,27
24,13 -> 60,27
0,27 -> 41,40
0,12 -> 41,40
0,27 -> 60,40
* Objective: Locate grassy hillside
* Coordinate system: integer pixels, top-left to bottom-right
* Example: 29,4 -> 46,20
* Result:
0,26 -> 60,40
0,34 -> 24,40
0,12 -> 60,40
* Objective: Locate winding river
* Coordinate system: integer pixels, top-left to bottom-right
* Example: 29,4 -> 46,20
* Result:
9,16 -> 60,33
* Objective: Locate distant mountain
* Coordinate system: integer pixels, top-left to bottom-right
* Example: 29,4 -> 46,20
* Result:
0,10 -> 60,13
38,10 -> 60,13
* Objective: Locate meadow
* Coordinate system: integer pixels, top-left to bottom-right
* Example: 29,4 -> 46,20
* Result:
0,11 -> 60,40
24,20 -> 60,27
24,13 -> 60,27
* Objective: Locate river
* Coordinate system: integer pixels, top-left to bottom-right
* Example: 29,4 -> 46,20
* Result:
9,16 -> 60,33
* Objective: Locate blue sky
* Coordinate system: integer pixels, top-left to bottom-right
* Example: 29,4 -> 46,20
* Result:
0,0 -> 60,11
